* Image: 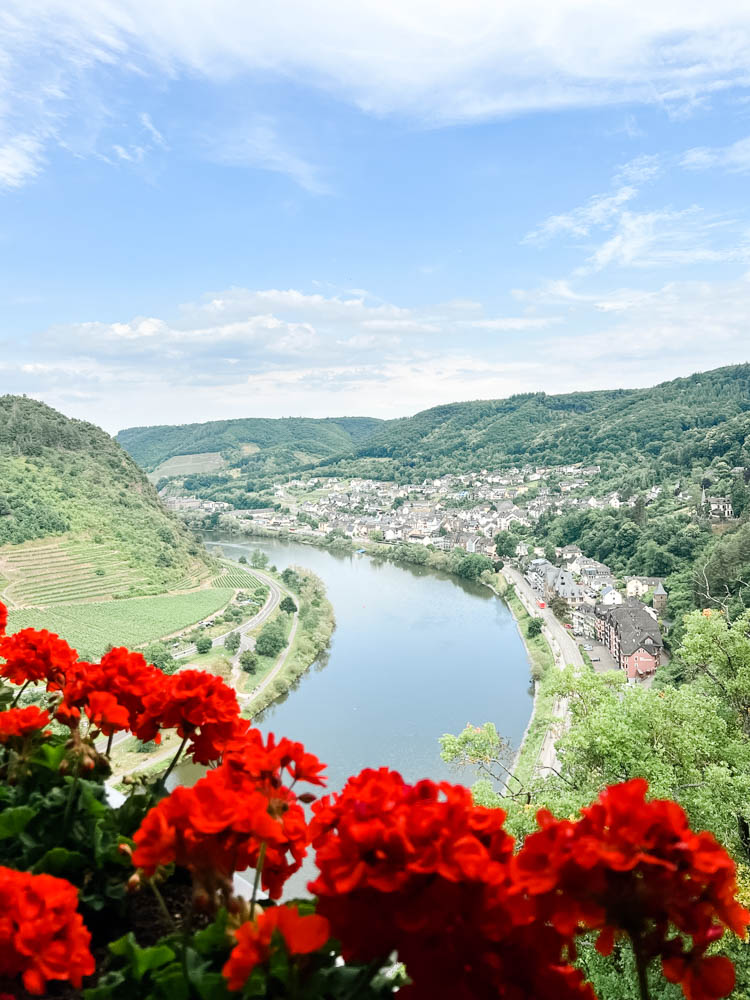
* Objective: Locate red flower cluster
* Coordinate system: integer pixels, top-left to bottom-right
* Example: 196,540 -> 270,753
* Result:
309,768 -> 594,1000
58,647 -> 161,737
223,905 -> 330,990
0,628 -> 78,689
0,600 -> 7,636
137,669 -> 241,763
0,705 -> 51,744
514,779 -> 750,1000
132,728 -> 324,899
0,866 -> 94,995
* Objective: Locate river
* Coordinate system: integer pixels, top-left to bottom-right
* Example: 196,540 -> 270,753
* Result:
203,535 -> 534,792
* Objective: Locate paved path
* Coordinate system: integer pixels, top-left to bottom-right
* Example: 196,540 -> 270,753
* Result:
105,568 -> 297,761
502,566 -> 584,779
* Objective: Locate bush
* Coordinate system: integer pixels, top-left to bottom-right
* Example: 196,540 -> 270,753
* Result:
195,635 -> 212,654
239,649 -> 258,673
224,631 -> 241,654
255,619 -> 286,658
527,617 -> 543,638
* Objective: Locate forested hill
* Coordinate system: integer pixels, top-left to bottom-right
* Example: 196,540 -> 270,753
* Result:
116,415 -> 385,480
316,364 -> 750,483
0,396 -> 211,601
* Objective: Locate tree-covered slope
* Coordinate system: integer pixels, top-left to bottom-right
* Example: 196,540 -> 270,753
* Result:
0,396 -> 212,604
116,416 -> 385,474
318,364 -> 750,482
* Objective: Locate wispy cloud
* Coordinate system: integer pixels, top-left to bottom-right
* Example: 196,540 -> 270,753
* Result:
523,186 -> 638,244
205,120 -> 329,194
0,134 -> 45,188
681,135 -> 750,173
3,0 -> 750,193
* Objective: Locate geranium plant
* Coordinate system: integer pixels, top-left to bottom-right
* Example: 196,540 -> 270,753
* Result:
0,598 -> 747,999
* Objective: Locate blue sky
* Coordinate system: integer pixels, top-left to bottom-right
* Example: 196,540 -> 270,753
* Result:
3,2 -> 750,432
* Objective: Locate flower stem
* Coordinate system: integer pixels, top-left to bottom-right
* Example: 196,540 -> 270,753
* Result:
10,680 -> 30,708
162,735 -> 189,785
251,842 -> 267,917
63,758 -> 81,831
106,732 -> 114,756
631,938 -> 652,1000
150,880 -> 176,932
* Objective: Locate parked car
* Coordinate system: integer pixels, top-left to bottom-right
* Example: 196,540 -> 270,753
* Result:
563,623 -> 572,629
582,644 -> 593,651
537,600 -> 546,609
591,657 -> 601,662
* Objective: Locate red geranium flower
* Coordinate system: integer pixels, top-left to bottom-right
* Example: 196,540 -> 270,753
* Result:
57,649 -> 163,738
223,905 -> 330,991
136,669 -> 240,763
0,866 -> 95,995
513,779 -> 749,1000
85,691 -> 130,736
0,705 -> 51,743
0,600 -> 7,636
308,768 -> 595,1000
224,727 -> 327,787
132,759 -> 311,899
0,628 -> 78,689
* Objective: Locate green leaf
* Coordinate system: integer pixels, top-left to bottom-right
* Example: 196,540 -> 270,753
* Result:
32,846 -> 87,877
31,740 -> 68,771
110,933 -> 176,983
0,804 -> 34,839
193,909 -> 231,956
151,963 -> 191,1000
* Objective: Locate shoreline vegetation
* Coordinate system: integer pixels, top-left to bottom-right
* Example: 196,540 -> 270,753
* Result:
108,562 -> 335,783
214,525 -> 555,788
246,566 -> 336,718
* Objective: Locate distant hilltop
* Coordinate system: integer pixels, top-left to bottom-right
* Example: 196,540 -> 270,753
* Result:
117,362 -> 750,487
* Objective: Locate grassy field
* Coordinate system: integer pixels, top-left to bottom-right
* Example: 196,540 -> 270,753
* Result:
6,589 -> 234,658
147,452 -> 226,482
210,566 -> 265,591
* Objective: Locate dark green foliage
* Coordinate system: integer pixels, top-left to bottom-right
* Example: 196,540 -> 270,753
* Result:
280,595 -> 297,614
255,618 -> 287,657
319,363 -> 750,483
224,630 -> 241,654
195,635 -> 212,654
143,642 -> 176,674
239,650 -> 259,673
527,617 -> 543,638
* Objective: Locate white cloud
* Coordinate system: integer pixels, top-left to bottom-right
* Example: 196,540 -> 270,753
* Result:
469,317 -> 559,331
523,186 -> 638,244
614,154 -> 661,184
581,207 -> 748,272
3,0 -> 750,191
0,133 -> 45,188
681,135 -> 750,173
205,119 -> 329,194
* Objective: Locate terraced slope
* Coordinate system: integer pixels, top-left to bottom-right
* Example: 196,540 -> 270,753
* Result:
0,396 -> 214,607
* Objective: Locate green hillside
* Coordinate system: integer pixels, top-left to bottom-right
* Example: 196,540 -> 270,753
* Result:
315,364 -> 750,484
0,396 -> 214,608
116,415 -> 385,480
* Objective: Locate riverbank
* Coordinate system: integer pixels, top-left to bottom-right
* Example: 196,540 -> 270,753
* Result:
243,567 -> 336,717
498,582 -> 558,789
215,527 -> 550,784
108,564 -> 335,784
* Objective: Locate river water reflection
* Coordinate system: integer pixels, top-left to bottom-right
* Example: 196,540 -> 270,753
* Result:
200,535 -> 533,792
